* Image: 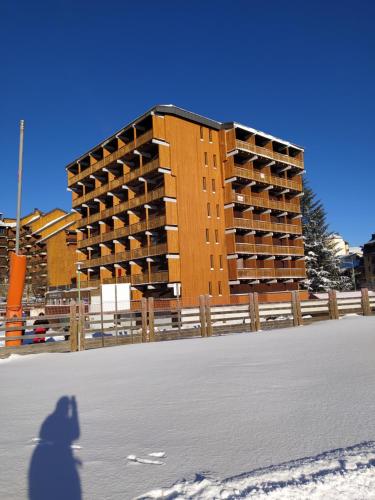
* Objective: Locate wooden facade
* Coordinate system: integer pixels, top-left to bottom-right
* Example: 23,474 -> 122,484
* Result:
66,105 -> 306,303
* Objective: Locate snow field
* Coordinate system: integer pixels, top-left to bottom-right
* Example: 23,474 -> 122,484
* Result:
1,316 -> 375,499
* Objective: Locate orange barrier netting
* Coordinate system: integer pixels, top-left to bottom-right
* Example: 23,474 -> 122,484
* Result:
5,252 -> 27,346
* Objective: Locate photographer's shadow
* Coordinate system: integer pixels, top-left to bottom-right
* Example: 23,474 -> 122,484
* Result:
28,396 -> 82,500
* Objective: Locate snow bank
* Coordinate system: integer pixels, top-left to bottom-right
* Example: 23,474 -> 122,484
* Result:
139,441 -> 375,499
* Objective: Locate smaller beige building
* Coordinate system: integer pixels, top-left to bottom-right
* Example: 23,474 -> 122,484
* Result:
327,233 -> 349,257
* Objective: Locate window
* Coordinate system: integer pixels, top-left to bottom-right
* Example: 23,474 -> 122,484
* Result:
207,202 -> 211,217
202,177 -> 207,190
200,126 -> 204,140
204,152 -> 208,166
206,228 -> 210,243
215,229 -> 219,243
209,129 -> 213,142
210,255 -> 214,269
208,281 -> 212,295
216,204 -> 220,218
213,154 -> 217,168
212,179 -> 216,193
219,255 -> 223,269
218,281 -> 222,295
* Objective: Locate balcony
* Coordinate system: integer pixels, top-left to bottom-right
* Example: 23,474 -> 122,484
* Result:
131,271 -> 169,285
229,192 -> 301,214
231,166 -> 302,192
232,217 -> 301,235
80,243 -> 168,270
72,159 -> 160,208
231,139 -> 303,169
78,215 -> 166,249
235,243 -> 304,256
68,130 -> 154,187
237,268 -> 306,280
79,186 -> 166,228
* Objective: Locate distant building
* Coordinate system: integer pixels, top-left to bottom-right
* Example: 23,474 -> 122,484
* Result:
5,209 -> 79,298
327,233 -> 349,256
363,233 -> 375,289
0,214 -> 16,294
340,249 -> 365,290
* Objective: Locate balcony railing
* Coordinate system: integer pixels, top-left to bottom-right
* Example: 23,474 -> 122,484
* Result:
68,130 -> 154,187
78,215 -> 166,249
131,270 -> 169,285
72,159 -> 160,208
232,217 -> 302,235
79,186 -> 166,228
229,192 -> 301,213
232,166 -> 302,191
232,140 -> 304,169
80,243 -> 168,270
237,268 -> 306,279
235,243 -> 304,256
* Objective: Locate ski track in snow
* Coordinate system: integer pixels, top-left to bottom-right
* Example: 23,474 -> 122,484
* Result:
138,441 -> 375,499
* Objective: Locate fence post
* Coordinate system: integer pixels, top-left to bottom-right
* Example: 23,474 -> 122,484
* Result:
291,291 -> 303,327
328,289 -> 339,320
199,295 -> 206,337
249,293 -> 257,332
253,292 -> 260,331
205,295 -> 213,337
361,288 -> 371,316
177,297 -> 182,336
141,298 -> 148,342
78,301 -> 85,351
99,285 -> 104,348
148,297 -> 155,342
69,300 -> 78,352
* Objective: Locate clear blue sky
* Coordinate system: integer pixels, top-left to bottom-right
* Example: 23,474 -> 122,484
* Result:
1,0 -> 374,246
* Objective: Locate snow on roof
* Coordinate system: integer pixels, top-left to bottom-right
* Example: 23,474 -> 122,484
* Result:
232,122 -> 304,151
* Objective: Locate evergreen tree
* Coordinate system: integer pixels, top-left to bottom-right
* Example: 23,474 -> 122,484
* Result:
301,179 -> 352,292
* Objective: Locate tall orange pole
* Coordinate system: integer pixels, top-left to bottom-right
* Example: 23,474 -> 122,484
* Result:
5,120 -> 27,346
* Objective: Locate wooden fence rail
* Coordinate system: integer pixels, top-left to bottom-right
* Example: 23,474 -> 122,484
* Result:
1,289 -> 374,358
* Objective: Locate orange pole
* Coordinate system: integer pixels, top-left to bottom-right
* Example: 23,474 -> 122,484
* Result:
5,252 -> 27,346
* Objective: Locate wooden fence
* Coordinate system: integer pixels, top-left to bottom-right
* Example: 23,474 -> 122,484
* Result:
1,289 -> 374,358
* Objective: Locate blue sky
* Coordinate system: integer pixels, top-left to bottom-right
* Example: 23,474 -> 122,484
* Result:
1,0 -> 374,245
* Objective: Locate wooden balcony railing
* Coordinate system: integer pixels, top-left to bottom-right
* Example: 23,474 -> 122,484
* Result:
232,217 -> 302,235
232,166 -> 302,191
235,243 -> 304,256
131,270 -> 169,285
232,139 -> 304,169
78,215 -> 166,249
80,243 -> 168,270
229,192 -> 301,213
237,268 -> 306,279
81,271 -> 169,287
79,186 -> 166,228
72,159 -> 160,208
68,130 -> 154,187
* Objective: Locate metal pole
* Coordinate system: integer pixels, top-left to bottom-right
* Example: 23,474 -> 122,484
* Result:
77,262 -> 81,304
77,263 -> 82,351
352,255 -> 356,292
15,120 -> 25,255
114,270 -> 118,344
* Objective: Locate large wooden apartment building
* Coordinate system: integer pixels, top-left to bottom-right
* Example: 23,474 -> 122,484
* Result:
67,105 -> 306,303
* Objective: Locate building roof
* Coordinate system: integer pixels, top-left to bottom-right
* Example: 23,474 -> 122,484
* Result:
66,104 -> 304,169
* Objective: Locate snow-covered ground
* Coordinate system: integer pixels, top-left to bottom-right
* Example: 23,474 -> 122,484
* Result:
1,316 -> 375,499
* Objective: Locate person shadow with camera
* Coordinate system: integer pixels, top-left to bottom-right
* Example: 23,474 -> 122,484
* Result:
28,396 -> 82,500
